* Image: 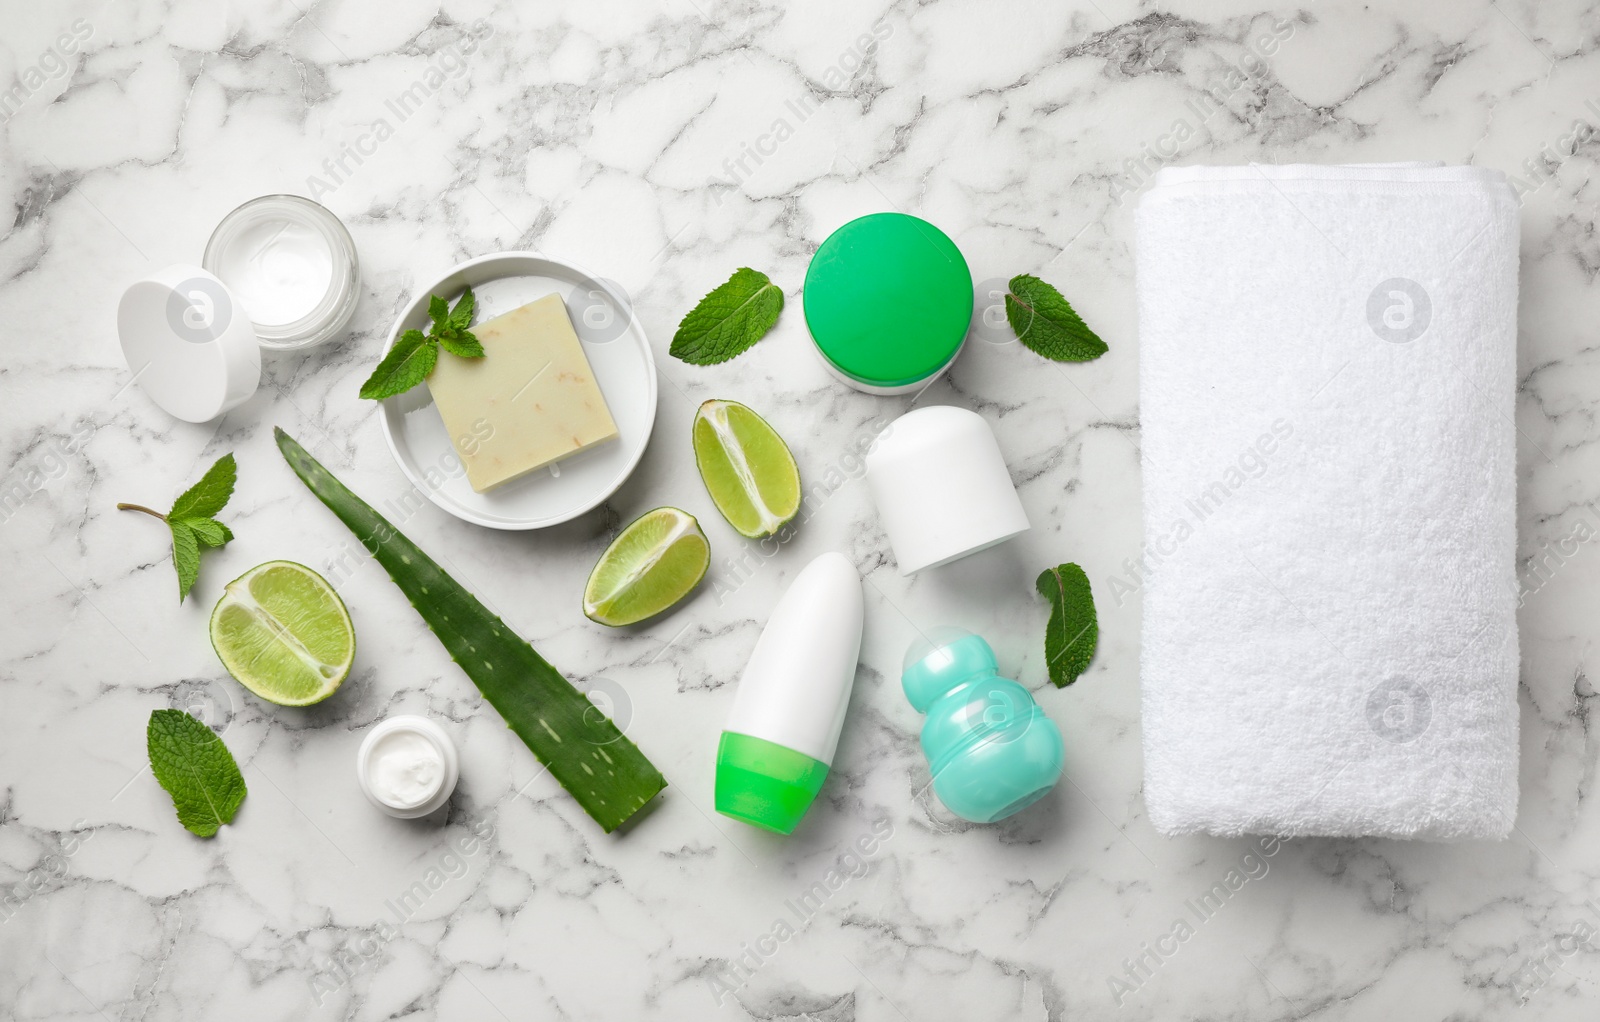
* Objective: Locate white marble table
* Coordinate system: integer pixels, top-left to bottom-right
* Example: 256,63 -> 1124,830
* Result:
4,0 -> 1599,1018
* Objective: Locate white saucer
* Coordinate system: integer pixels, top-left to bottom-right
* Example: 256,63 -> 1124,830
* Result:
376,252 -> 657,530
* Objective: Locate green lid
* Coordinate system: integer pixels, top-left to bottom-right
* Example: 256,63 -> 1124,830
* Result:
715,731 -> 829,835
803,212 -> 974,389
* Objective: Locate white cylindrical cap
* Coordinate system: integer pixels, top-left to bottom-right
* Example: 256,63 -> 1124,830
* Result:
723,551 -> 864,766
865,405 -> 1030,574
117,264 -> 261,423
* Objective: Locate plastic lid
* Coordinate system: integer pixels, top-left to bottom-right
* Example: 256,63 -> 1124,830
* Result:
117,265 -> 261,423
803,213 -> 974,388
715,731 -> 829,835
902,629 -> 999,712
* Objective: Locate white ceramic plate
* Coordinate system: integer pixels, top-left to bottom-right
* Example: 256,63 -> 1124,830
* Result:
377,252 -> 657,529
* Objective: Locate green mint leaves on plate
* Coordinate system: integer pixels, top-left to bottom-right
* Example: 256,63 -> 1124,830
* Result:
430,288 -> 484,358
671,268 -> 784,366
147,708 -> 247,838
117,452 -> 236,602
1005,274 -> 1108,362
1037,562 -> 1098,687
360,286 -> 482,400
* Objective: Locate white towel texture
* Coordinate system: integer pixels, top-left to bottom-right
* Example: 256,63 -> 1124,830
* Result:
1136,163 -> 1520,840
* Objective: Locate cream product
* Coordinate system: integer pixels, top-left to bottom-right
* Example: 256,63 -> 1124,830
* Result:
215,220 -> 332,326
802,212 -> 974,394
203,194 -> 358,350
864,405 -> 1030,574
116,264 -> 262,423
356,715 -> 459,818
118,194 -> 360,422
715,552 -> 863,835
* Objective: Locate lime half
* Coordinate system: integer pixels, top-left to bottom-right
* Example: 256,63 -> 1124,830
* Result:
584,508 -> 710,626
210,561 -> 355,706
692,400 -> 801,539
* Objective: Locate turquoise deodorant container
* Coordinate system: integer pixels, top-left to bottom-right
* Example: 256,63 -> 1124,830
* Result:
901,629 -> 1065,823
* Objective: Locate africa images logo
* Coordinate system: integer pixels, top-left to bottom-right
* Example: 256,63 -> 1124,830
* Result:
1365,277 -> 1432,344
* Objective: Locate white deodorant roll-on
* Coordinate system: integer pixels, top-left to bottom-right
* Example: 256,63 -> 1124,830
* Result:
865,405 -> 1030,574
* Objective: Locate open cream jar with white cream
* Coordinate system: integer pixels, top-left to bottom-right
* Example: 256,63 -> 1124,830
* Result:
116,193 -> 360,423
203,194 -> 359,350
356,715 -> 460,818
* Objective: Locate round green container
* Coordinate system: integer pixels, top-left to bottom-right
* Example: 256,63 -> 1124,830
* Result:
803,213 -> 974,394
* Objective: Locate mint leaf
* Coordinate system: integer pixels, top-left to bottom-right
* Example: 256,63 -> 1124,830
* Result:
361,288 -> 483,399
359,329 -> 439,400
1005,274 -> 1108,362
428,294 -> 450,329
170,522 -> 200,600
1037,562 -> 1098,687
670,268 -> 784,366
438,329 -> 484,359
169,452 -> 236,520
449,287 -> 475,329
183,517 -> 232,547
120,453 -> 238,603
147,709 -> 246,838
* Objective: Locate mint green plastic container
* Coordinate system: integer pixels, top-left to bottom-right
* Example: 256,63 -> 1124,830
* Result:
902,629 -> 1064,823
802,212 -> 973,394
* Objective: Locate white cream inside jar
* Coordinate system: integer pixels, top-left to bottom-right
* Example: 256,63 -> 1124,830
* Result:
356,715 -> 459,818
367,729 -> 445,807
203,194 -> 359,350
217,220 -> 334,326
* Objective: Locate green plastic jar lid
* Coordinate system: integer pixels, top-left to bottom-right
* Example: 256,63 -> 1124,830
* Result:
803,213 -> 974,393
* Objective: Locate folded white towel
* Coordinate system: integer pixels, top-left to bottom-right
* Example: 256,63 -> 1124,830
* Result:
1135,163 -> 1521,840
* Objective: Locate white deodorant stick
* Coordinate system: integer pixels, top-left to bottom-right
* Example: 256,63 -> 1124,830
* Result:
865,405 -> 1030,574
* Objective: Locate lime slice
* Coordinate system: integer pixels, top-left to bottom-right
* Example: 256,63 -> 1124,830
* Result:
692,399 -> 801,539
584,508 -> 710,626
210,561 -> 355,706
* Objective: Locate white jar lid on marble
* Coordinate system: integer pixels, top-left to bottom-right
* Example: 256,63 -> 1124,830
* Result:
116,264 -> 262,423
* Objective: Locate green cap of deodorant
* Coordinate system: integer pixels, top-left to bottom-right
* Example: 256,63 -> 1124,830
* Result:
803,213 -> 974,393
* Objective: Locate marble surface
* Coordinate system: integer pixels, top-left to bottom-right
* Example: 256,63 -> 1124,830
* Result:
3,0 -> 1600,1018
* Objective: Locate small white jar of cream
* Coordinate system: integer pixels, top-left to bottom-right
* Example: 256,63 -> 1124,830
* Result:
118,193 -> 361,423
356,715 -> 459,818
202,194 -> 358,350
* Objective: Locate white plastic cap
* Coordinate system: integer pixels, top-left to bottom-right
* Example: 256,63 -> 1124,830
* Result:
865,405 -> 1030,574
117,264 -> 261,423
723,551 -> 864,766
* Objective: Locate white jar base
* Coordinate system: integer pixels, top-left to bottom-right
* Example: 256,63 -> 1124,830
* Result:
811,339 -> 964,396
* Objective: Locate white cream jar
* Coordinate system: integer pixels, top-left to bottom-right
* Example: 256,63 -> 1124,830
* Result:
202,194 -> 358,350
356,715 -> 459,818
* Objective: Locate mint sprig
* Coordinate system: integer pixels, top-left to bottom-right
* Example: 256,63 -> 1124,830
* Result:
1005,274 -> 1108,362
118,452 -> 236,602
360,329 -> 439,399
360,287 -> 482,400
1037,562 -> 1098,687
670,268 -> 784,366
147,708 -> 247,838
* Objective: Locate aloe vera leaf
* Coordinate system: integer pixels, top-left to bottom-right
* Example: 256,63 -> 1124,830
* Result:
274,428 -> 665,832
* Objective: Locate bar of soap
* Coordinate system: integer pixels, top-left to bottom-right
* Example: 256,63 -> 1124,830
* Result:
426,292 -> 619,492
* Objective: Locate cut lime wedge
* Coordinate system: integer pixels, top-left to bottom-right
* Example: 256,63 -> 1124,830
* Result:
692,399 -> 801,539
584,508 -> 710,626
210,561 -> 355,706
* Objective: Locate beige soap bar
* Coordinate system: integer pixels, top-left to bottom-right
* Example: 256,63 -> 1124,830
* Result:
426,292 -> 619,492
